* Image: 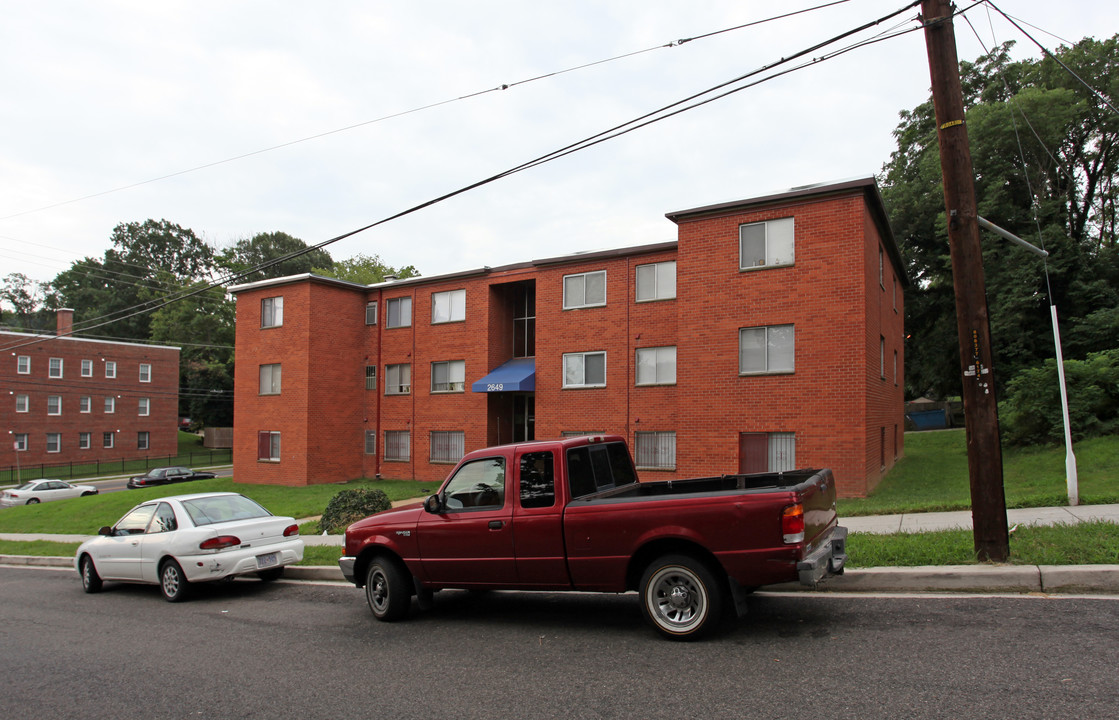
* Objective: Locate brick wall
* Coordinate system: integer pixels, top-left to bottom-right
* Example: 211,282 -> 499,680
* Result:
230,180 -> 905,496
1,331 -> 179,468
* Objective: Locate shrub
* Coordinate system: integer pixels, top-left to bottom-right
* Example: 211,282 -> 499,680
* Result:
319,488 -> 392,534
1002,349 -> 1119,446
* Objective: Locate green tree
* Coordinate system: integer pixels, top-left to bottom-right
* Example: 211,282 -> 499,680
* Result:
149,282 -> 235,427
50,220 -> 217,341
880,36 -> 1119,399
0,273 -> 57,331
312,253 -> 419,285
218,231 -> 334,282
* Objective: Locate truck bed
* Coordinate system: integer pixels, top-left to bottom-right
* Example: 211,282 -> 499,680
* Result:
575,469 -> 823,503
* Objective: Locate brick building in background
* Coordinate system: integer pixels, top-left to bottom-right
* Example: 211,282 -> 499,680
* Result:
1,309 -> 180,470
230,178 -> 906,497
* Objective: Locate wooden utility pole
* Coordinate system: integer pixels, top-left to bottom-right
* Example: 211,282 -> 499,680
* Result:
920,0 -> 1009,561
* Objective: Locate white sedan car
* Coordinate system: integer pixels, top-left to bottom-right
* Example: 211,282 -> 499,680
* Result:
76,492 -> 304,602
0,479 -> 99,507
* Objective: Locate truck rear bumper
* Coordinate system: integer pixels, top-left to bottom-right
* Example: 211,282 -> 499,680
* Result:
797,525 -> 848,587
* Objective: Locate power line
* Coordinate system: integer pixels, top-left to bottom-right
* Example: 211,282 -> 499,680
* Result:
0,1 -> 853,222
4,0 -> 925,353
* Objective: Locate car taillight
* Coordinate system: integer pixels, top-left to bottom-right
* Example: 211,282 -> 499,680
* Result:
283,524 -> 299,537
199,535 -> 241,550
782,503 -> 805,544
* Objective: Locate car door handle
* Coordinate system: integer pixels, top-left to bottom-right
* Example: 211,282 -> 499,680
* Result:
488,521 -> 504,530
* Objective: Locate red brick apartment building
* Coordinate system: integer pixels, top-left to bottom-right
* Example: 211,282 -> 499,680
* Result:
230,177 -> 906,497
1,310 -> 180,470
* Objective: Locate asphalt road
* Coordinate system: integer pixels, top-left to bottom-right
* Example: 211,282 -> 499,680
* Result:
2,566 -> 1117,720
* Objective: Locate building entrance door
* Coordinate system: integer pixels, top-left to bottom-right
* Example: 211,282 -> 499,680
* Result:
513,394 -> 535,443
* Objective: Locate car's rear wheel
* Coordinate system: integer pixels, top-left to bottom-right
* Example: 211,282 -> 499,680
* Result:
159,559 -> 191,602
79,555 -> 103,594
639,554 -> 725,641
27,498 -> 39,504
365,557 -> 410,621
257,567 -> 284,582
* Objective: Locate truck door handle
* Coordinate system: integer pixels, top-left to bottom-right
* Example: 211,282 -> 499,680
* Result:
488,521 -> 504,530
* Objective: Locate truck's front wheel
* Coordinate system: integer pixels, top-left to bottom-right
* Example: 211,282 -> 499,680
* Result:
639,554 -> 724,640
365,557 -> 411,621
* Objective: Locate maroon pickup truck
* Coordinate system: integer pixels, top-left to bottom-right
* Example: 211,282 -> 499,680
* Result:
339,434 -> 846,639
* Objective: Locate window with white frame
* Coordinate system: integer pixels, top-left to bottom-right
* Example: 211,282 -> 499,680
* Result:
15,394 -> 28,413
740,432 -> 796,472
257,431 -> 281,461
103,432 -> 114,449
365,301 -> 378,325
431,360 -> 465,393
46,433 -> 61,453
47,395 -> 61,415
739,325 -> 794,374
635,346 -> 676,386
563,351 -> 606,388
139,363 -> 151,382
17,355 -> 30,374
386,297 -> 412,328
384,430 -> 410,461
80,396 -> 91,413
635,431 -> 676,470
261,296 -> 283,328
365,366 -> 377,390
364,431 -> 376,455
635,261 -> 676,302
79,432 -> 91,450
739,217 -> 794,269
105,361 -> 116,378
105,397 -> 116,414
137,431 -> 150,450
81,359 -> 93,377
49,358 -> 63,378
138,398 -> 150,416
430,431 -> 465,463
259,364 -> 282,395
385,364 -> 411,395
563,271 -> 606,309
14,433 -> 28,451
432,289 -> 466,324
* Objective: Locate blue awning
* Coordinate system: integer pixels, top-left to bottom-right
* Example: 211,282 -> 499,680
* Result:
472,357 -> 536,392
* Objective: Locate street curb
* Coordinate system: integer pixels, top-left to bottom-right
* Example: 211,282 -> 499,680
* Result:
5,556 -> 1119,593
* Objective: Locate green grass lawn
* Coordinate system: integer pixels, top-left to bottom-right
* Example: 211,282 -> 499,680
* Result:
839,429 -> 1119,516
0,477 -> 434,535
2,429 -> 1116,568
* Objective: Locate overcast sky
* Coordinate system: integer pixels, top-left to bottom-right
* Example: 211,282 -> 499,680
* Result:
2,0 -> 1116,291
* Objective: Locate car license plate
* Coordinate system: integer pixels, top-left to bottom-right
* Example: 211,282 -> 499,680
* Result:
256,552 -> 279,569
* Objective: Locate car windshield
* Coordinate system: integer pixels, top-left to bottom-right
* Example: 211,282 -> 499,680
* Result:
181,495 -> 272,526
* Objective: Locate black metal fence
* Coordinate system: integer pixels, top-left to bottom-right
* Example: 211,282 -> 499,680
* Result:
0,449 -> 232,486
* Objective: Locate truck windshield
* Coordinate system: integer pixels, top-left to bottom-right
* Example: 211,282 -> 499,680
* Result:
567,442 -> 637,498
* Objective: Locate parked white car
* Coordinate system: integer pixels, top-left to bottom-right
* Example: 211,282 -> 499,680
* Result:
0,479 -> 99,507
76,492 -> 304,601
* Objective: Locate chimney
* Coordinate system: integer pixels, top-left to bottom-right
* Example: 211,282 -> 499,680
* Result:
57,308 -> 74,336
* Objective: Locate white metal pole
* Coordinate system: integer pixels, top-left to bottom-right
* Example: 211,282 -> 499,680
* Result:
1051,305 -> 1078,506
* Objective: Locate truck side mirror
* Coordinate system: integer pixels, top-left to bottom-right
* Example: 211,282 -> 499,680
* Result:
423,494 -> 444,514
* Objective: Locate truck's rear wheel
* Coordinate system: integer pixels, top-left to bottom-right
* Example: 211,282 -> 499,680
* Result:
639,554 -> 724,640
365,557 -> 411,621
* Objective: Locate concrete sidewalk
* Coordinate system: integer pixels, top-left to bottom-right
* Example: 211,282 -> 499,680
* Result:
4,503 -> 1119,594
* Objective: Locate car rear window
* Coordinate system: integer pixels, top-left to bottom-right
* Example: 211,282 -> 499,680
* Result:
182,495 -> 272,526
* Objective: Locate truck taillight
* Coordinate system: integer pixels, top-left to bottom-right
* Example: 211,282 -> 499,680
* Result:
199,535 -> 241,550
283,524 -> 299,537
782,503 -> 805,544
